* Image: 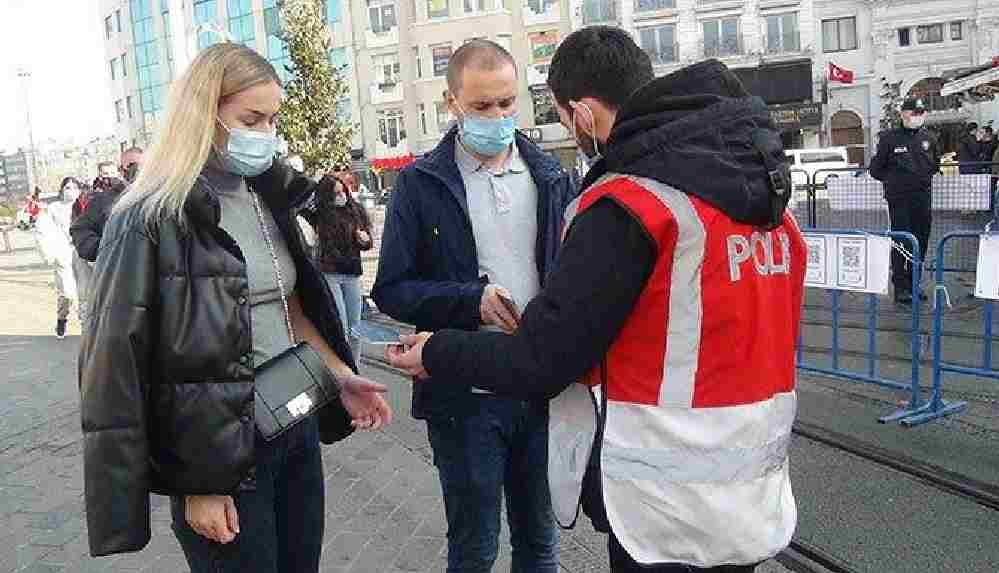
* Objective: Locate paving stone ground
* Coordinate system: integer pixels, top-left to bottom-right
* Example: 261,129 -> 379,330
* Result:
0,228 -> 788,573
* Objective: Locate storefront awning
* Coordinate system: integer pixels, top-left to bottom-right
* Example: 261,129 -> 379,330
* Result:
370,154 -> 415,173
941,57 -> 999,97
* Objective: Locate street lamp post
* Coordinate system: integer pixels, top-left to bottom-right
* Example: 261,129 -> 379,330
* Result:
16,69 -> 37,195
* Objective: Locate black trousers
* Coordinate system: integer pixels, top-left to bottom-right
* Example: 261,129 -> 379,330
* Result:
608,534 -> 758,573
886,191 -> 932,293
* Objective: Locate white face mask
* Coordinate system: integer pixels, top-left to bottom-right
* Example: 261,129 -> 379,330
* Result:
63,186 -> 81,204
903,115 -> 926,130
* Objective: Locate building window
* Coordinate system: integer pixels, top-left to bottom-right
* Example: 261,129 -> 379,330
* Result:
526,0 -> 557,16
464,0 -> 485,12
194,0 -> 220,50
227,0 -> 256,47
917,24 -> 943,44
369,0 -> 397,32
336,99 -> 351,121
264,0 -> 291,82
326,0 -> 341,23
105,15 -> 113,39
951,21 -> 963,41
822,17 -> 857,52
413,46 -> 422,79
634,0 -> 674,13
121,53 -> 128,77
163,7 -> 175,79
581,0 -> 615,24
638,24 -> 676,65
898,27 -> 910,47
330,47 -> 349,73
115,100 -> 124,123
419,103 -> 428,134
110,58 -> 118,80
428,0 -> 448,19
433,44 -> 452,77
435,101 -> 449,132
703,17 -> 741,58
377,109 -> 405,147
126,96 -> 134,119
530,86 -> 559,125
765,13 -> 799,54
116,9 -> 122,32
374,53 -> 401,85
132,0 -> 168,125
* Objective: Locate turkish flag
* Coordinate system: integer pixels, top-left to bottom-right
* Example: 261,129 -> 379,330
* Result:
829,62 -> 855,84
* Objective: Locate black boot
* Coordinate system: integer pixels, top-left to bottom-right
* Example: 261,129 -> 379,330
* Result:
55,319 -> 67,339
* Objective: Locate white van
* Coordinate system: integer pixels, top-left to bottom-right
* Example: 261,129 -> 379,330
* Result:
785,147 -> 853,188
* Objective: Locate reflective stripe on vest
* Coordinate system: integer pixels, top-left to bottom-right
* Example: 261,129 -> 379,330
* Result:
549,174 -> 802,567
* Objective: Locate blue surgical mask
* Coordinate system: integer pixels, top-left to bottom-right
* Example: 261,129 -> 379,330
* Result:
217,118 -> 278,177
458,105 -> 517,157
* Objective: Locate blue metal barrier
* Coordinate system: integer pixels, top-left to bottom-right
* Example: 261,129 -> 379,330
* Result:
902,232 -> 989,427
796,229 -> 931,424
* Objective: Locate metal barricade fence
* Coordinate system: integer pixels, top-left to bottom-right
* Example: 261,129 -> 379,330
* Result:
796,230 -> 936,423
904,230 -> 999,427
808,163 -> 998,274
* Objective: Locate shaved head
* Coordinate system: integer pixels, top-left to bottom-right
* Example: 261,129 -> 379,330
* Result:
446,39 -> 517,95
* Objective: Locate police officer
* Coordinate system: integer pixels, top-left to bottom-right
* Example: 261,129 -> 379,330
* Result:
870,98 -> 940,305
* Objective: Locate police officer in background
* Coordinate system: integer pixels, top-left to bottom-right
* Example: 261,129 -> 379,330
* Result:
870,98 -> 941,305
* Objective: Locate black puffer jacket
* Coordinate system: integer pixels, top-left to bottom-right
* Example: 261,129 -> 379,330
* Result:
79,160 -> 355,557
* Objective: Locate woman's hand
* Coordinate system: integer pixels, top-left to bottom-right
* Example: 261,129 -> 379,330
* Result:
356,229 -> 370,244
338,374 -> 392,430
185,495 -> 239,544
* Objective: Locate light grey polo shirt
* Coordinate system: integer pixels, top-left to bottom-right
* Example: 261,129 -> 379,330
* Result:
455,139 -> 542,329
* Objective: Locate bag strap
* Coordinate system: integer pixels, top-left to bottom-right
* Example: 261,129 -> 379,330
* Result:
249,190 -> 296,345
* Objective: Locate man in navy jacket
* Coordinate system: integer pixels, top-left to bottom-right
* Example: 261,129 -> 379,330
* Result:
372,40 -> 576,573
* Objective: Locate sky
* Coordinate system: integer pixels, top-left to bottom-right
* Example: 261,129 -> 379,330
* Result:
0,0 -> 114,154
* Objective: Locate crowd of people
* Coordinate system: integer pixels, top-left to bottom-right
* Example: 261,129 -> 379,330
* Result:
65,29 -> 804,573
40,20 -> 999,573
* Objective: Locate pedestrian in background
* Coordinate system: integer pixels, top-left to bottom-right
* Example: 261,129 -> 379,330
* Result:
70,149 -> 144,263
869,98 -> 941,305
959,122 -> 981,174
35,177 -> 84,338
300,172 -> 373,360
79,43 -> 391,571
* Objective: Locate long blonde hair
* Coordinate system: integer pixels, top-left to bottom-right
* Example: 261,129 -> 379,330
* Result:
114,43 -> 281,229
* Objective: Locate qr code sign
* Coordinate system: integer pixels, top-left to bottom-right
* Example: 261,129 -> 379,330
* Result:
808,244 -> 821,265
842,245 -> 862,269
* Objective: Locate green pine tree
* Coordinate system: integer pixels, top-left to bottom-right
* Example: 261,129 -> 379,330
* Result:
880,79 -> 902,132
277,0 -> 353,176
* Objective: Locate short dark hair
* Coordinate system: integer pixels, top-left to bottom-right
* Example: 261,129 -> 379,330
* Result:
547,26 -> 654,110
446,39 -> 516,94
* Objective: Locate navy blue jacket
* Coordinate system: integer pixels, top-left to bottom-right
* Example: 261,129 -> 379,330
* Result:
372,127 -> 578,418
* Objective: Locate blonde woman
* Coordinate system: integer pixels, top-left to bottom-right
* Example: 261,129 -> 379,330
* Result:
79,43 -> 392,572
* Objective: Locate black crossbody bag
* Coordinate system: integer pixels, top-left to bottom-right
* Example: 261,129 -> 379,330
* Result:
249,191 -> 342,441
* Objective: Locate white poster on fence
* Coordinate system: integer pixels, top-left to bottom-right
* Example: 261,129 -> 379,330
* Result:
803,232 -> 891,294
975,234 -> 999,300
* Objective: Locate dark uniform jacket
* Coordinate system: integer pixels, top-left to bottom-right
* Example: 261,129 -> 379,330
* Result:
869,127 -> 940,198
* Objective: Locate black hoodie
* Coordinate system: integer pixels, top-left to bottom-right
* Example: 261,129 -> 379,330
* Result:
422,58 -> 793,399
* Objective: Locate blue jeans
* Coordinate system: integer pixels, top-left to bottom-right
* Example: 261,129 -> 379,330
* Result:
426,396 -> 559,573
325,273 -> 362,359
170,417 -> 325,573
